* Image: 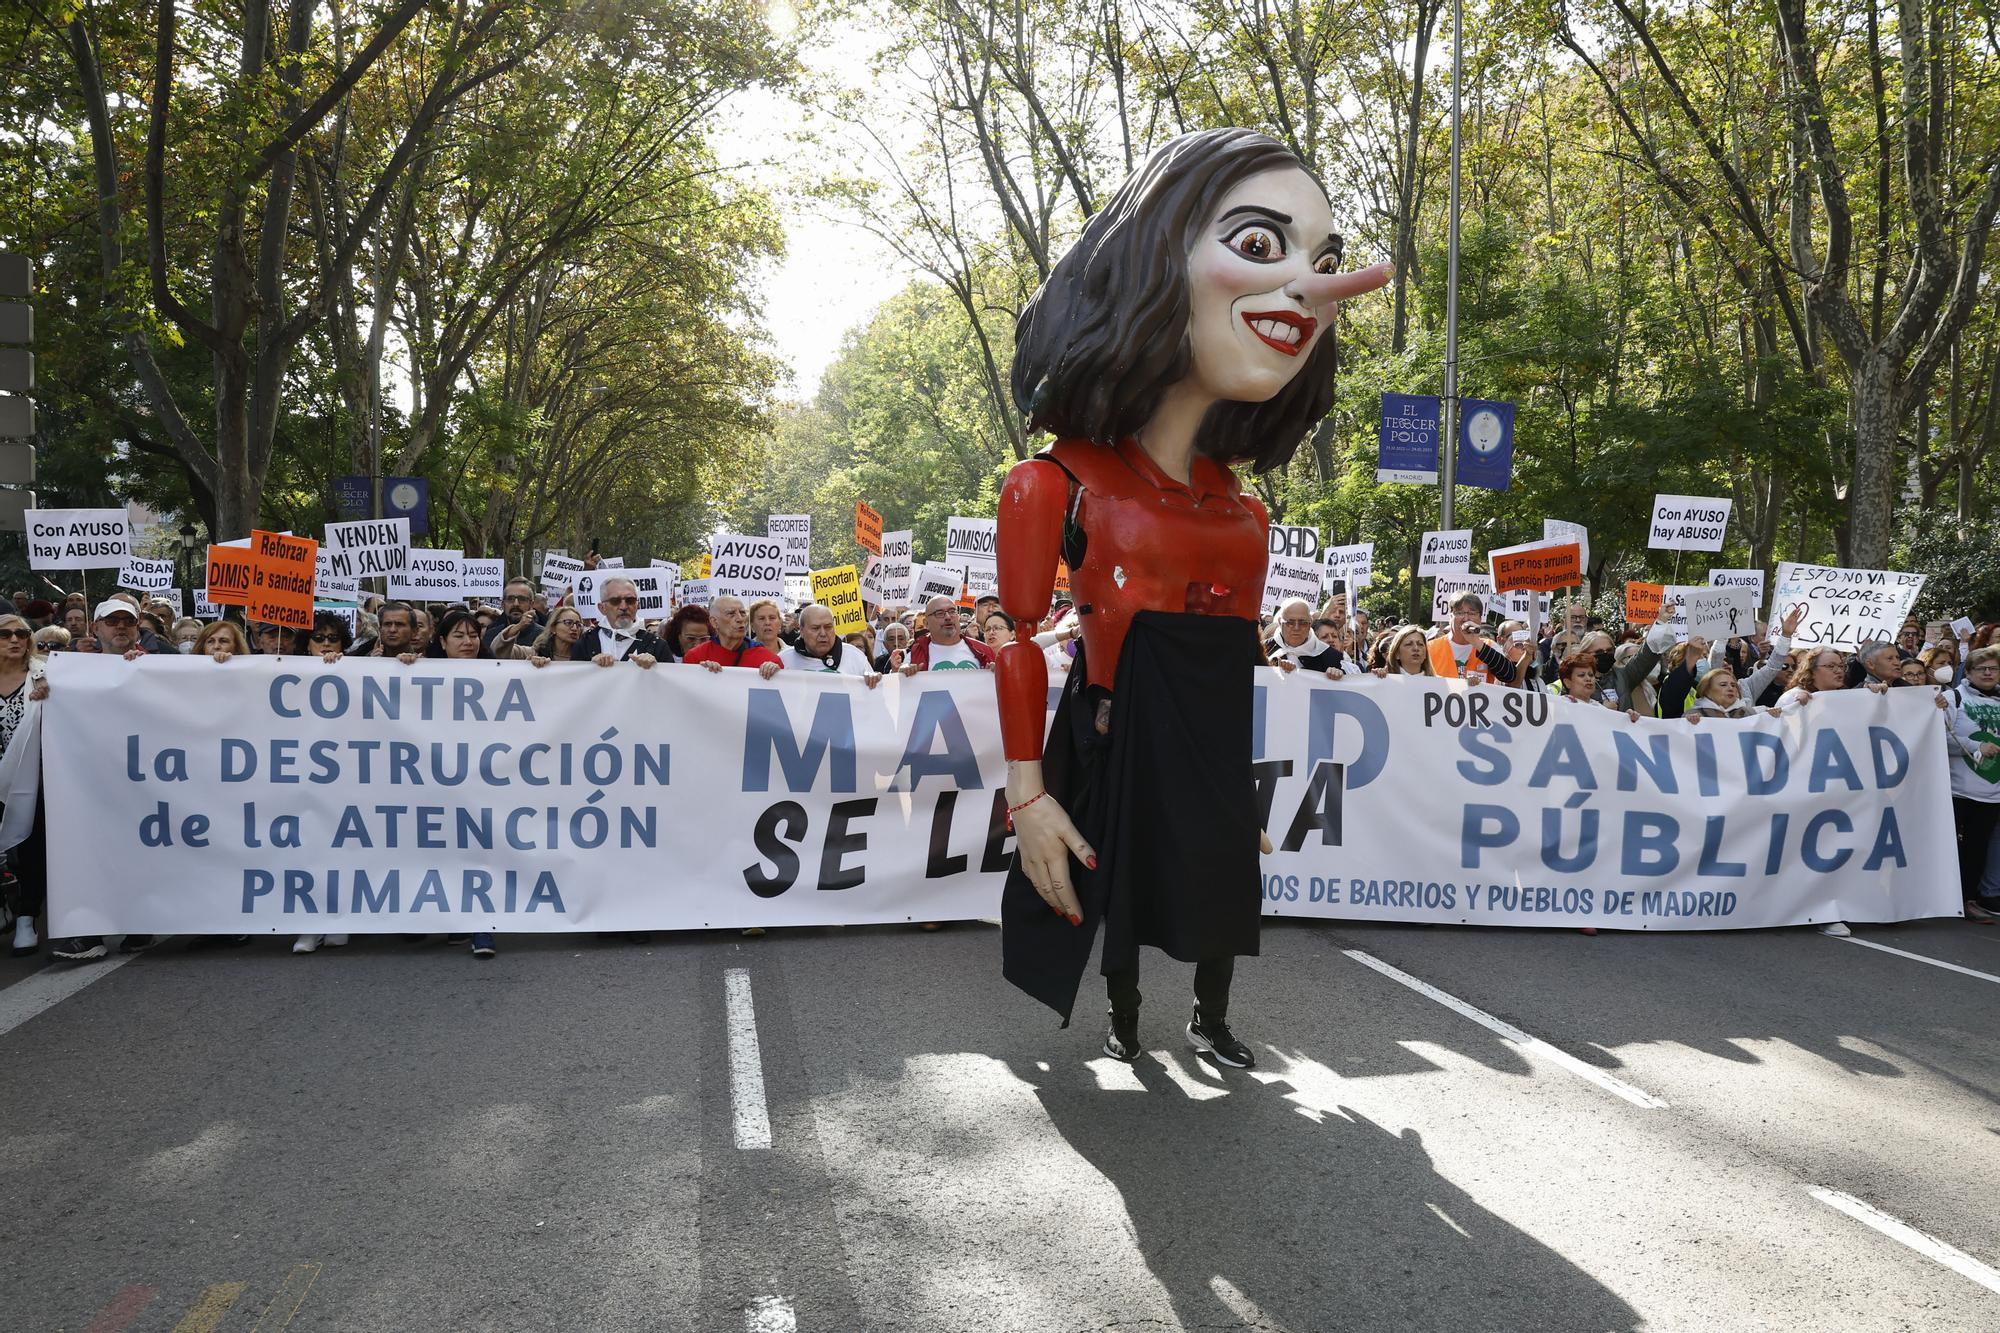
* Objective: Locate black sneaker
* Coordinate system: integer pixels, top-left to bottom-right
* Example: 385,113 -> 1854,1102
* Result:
1187,1008 -> 1254,1069
53,936 -> 107,962
118,934 -> 155,953
1103,1008 -> 1140,1062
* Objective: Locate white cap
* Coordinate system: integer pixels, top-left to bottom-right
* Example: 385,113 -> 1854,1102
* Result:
93,598 -> 138,621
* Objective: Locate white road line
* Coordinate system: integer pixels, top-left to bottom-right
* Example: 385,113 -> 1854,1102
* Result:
1809,1188 -> 2000,1296
724,968 -> 773,1150
743,1295 -> 796,1332
1341,948 -> 1668,1109
0,953 -> 136,1041
1833,935 -> 2000,986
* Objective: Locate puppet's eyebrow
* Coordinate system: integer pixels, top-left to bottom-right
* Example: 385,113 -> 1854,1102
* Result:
1216,204 -> 1292,226
1312,234 -> 1342,259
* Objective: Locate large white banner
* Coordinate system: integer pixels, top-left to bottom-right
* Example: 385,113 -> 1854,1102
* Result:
41,659 -> 1956,935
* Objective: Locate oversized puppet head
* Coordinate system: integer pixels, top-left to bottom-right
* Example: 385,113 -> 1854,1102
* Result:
1011,127 -> 1391,472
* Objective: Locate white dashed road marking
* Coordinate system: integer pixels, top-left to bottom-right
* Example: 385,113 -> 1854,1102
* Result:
724,968 -> 773,1150
1810,1188 -> 2000,1296
0,953 -> 137,1041
1831,935 -> 2000,986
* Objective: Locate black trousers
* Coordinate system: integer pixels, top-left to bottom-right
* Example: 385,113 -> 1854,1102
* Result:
1,796 -> 44,918
1955,797 -> 2000,902
1106,954 -> 1235,1019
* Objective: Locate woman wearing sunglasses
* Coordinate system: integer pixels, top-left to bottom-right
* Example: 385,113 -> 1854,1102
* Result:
0,614 -> 49,955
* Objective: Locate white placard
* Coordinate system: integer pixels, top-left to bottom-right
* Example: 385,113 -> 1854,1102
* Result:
1542,519 -> 1590,574
1504,590 -> 1552,619
597,556 -> 625,569
540,553 -> 583,593
1770,562 -> 1927,650
314,551 -> 361,604
1431,572 -> 1495,623
116,556 -> 175,593
626,569 -> 669,618
460,558 -> 506,601
1419,529 -> 1473,575
678,578 -> 711,608
913,562 -> 964,607
782,573 -> 812,611
322,518 -> 410,578
651,559 -> 681,580
878,530 -> 914,605
858,554 -> 885,608
944,516 -> 998,585
711,534 -> 787,603
1323,542 -> 1374,591
1659,584 -> 1757,642
1262,555 -> 1323,614
767,514 -> 813,575
1952,616 -> 1976,639
27,508 -> 131,570
1647,495 -> 1733,551
1708,568 -> 1765,608
194,591 -> 225,619
386,548 -> 462,601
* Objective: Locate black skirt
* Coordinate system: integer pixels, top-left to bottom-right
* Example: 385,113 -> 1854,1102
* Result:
1001,611 -> 1265,1024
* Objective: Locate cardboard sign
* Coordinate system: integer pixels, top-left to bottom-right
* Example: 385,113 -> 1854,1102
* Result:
194,589 -> 226,619
27,508 -> 131,570
858,554 -> 885,608
1542,520 -> 1590,574
945,516 -> 998,586
386,548 -> 462,601
116,556 -> 175,594
878,530 -> 914,605
1647,495 -> 1733,551
679,577 -> 711,608
1625,581 -> 1664,625
1659,584 -> 1756,643
1770,562 -> 1927,650
651,559 -> 681,580
1262,555 -> 1323,615
1418,529 -> 1473,575
689,552 -> 712,579
1431,573 -> 1495,624
811,565 -> 867,634
855,501 -> 883,555
782,573 -> 813,611
1504,589 -> 1552,619
247,529 -> 318,629
768,514 -> 812,574
322,518 -> 410,578
460,557 -> 506,602
711,534 -> 787,602
1707,568 -> 1765,608
626,568 -> 669,618
204,545 -> 256,607
1267,523 -> 1322,563
1053,561 -> 1071,599
540,553 -> 583,593
1489,540 -> 1581,593
1323,542 -> 1374,591
913,562 -> 964,607
314,550 -> 361,604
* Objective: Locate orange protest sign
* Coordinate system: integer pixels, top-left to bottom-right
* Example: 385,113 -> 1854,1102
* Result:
248,529 -> 318,628
1490,541 -> 1581,593
204,545 -> 254,606
1053,560 -> 1071,598
855,501 -> 883,555
1625,581 -> 1664,625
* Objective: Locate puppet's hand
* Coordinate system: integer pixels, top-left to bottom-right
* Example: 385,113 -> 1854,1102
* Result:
1009,761 -> 1093,924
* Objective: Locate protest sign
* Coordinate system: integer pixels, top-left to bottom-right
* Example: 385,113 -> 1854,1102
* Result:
1418,529 -> 1473,575
1504,589 -> 1552,619
116,556 -> 175,594
571,569 -> 608,621
1625,581 -> 1664,625
204,545 -> 255,606
855,501 -> 883,555
1658,584 -> 1756,643
711,534 -> 787,602
460,558 -> 506,602
1430,572 -> 1494,623
1708,568 -> 1766,608
1770,562 -> 1926,650
386,548 -> 462,601
27,508 -> 130,570
315,550 -> 361,604
247,530 -> 318,629
945,517 -> 998,593
678,578 -> 711,607
1323,542 -> 1373,593
689,553 -> 712,579
40,662 -> 1955,936
1953,616 -> 1976,639
1647,495 -> 1732,551
1542,519 -> 1590,574
812,565 -> 867,634
540,553 -> 583,593
651,559 -> 680,581
1053,561 -> 1071,599
878,530 -> 914,605
1268,523 -> 1322,564
782,573 -> 812,610
321,518 -> 410,579
627,568 -> 668,617
1262,555 -> 1323,614
858,555 -> 885,608
596,556 -> 626,569
768,514 -> 812,574
913,562 -> 964,606
1488,540 -> 1581,593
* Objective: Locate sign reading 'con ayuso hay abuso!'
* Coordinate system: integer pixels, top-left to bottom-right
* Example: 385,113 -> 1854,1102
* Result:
38,658 -> 1956,937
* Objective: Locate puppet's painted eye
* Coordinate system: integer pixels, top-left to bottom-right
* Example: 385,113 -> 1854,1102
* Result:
1225,224 -> 1284,261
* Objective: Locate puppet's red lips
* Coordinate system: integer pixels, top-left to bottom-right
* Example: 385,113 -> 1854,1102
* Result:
1242,310 -> 1315,356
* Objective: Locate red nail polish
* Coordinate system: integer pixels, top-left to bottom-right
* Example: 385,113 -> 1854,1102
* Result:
1069,913 -> 1082,926
1086,855 -> 1098,870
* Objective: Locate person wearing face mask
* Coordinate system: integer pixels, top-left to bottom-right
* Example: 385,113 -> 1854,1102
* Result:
1945,647 -> 2000,921
1557,615 -> 1674,708
170,617 -> 203,652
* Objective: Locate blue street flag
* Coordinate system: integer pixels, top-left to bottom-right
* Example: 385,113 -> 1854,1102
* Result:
381,475 -> 429,536
1456,398 -> 1515,492
333,475 -> 373,520
1377,392 -> 1440,484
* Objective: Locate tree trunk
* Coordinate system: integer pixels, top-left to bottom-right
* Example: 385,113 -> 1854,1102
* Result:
1847,354 -> 1900,567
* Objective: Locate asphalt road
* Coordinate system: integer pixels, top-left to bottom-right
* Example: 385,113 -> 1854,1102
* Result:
4,915 -> 1999,1332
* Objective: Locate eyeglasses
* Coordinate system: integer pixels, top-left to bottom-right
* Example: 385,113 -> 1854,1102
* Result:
504,593 -> 533,604
603,596 -> 638,606
1280,618 -> 1310,627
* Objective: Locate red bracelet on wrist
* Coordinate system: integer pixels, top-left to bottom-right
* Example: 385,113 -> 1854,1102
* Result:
1005,790 -> 1047,830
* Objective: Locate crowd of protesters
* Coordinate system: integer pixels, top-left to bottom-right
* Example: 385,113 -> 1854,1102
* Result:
0,570 -> 1994,965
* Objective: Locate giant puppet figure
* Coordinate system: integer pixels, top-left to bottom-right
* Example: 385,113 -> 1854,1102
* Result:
995,128 -> 1392,1066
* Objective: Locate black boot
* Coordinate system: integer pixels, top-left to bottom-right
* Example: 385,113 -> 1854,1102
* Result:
1187,1005 -> 1253,1068
1103,1007 -> 1141,1062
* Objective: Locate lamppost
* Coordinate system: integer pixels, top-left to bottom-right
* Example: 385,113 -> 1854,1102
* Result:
178,520 -> 199,596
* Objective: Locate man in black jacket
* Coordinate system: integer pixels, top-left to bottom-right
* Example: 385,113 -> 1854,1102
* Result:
1265,598 -> 1343,675
483,578 -> 545,655
572,576 -> 671,664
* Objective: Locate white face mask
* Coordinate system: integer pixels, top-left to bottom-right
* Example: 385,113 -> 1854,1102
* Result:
177,641 -> 194,654
1935,666 -> 1954,685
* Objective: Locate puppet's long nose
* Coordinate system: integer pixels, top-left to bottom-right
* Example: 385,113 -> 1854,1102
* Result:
1289,262 -> 1394,308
